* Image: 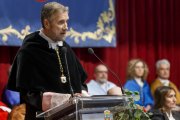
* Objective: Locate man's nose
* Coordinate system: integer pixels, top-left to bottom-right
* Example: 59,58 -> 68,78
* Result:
63,23 -> 68,30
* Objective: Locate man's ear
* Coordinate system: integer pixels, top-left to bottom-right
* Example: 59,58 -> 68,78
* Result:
156,69 -> 159,75
44,19 -> 50,29
93,73 -> 96,79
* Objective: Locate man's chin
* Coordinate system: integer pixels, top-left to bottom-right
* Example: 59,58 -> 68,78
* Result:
56,36 -> 66,41
160,76 -> 169,79
98,79 -> 107,84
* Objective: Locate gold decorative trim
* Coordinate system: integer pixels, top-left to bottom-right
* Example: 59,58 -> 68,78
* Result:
0,0 -> 115,45
0,25 -> 30,42
67,0 -> 115,44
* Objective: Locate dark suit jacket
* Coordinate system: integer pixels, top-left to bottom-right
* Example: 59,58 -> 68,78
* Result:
152,110 -> 180,120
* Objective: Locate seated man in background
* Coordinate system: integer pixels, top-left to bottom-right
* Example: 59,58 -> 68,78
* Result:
151,59 -> 180,104
87,64 -> 122,96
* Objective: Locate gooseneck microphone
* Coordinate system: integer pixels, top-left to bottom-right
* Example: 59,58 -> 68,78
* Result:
88,48 -> 125,94
61,47 -> 74,97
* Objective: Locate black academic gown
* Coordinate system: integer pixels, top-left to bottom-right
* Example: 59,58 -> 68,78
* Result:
7,31 -> 87,120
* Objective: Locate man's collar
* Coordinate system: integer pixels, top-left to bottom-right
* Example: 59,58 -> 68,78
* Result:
158,77 -> 169,81
158,78 -> 170,86
39,29 -> 63,49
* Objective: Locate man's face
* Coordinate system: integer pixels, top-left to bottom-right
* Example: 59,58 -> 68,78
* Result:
157,64 -> 170,79
94,65 -> 108,84
45,11 -> 69,41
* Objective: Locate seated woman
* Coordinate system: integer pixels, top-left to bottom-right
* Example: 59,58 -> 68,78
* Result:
152,86 -> 180,120
124,59 -> 153,111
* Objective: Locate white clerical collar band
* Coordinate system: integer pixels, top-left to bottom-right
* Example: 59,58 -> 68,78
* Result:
49,42 -> 63,49
159,78 -> 170,86
39,30 -> 63,49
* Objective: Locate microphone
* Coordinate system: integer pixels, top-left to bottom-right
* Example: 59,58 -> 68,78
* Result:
88,48 -> 125,94
61,47 -> 74,97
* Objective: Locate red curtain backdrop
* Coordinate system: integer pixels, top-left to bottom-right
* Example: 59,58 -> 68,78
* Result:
0,0 -> 180,99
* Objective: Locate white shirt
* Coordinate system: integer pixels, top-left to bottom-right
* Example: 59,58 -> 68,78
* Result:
87,80 -> 116,96
166,111 -> 175,120
39,30 -> 63,49
135,78 -> 144,88
159,78 -> 170,86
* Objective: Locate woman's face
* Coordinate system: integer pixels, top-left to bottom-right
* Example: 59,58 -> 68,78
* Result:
164,90 -> 176,109
134,61 -> 145,78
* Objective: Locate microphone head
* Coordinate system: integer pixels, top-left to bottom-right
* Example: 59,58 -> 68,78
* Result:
61,47 -> 67,54
88,48 -> 94,54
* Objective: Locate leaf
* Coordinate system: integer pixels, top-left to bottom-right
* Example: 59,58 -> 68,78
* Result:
133,95 -> 140,101
134,109 -> 142,119
134,91 -> 139,95
124,89 -> 133,95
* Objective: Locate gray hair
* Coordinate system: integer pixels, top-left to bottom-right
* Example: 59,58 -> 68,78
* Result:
156,59 -> 170,69
41,2 -> 69,28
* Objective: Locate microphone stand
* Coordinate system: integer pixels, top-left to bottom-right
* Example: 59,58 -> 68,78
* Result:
88,48 -> 125,95
62,47 -> 74,97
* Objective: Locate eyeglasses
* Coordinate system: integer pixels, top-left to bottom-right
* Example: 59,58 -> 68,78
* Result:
96,71 -> 108,73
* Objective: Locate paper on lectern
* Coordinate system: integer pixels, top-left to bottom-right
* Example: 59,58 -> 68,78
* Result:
50,93 -> 71,108
42,92 -> 71,111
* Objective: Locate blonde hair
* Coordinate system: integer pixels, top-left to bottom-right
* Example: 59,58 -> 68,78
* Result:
41,2 -> 69,28
126,59 -> 149,80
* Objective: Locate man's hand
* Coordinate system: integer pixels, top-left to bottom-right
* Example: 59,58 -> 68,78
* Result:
81,90 -> 90,97
73,90 -> 90,97
144,105 -> 151,112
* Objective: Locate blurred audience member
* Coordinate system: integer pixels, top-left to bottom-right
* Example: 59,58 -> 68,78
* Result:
152,86 -> 180,120
0,67 -> 9,101
87,64 -> 122,96
151,59 -> 180,104
3,90 -> 20,108
124,59 -> 153,111
0,101 -> 11,120
8,104 -> 25,120
2,65 -> 20,108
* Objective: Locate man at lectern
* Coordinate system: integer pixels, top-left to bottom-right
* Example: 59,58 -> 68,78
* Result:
7,2 -> 88,120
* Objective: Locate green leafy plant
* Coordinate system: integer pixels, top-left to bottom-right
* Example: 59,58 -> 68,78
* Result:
112,89 -> 152,120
